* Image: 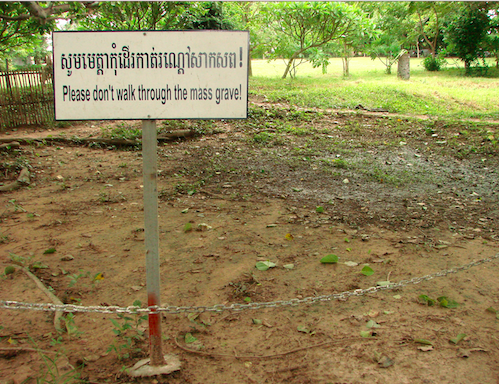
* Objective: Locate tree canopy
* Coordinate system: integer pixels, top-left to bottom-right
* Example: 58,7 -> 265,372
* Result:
1,1 -> 498,76
261,2 -> 367,78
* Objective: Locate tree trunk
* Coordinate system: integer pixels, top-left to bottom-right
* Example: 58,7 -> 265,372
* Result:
282,57 -> 295,79
464,60 -> 471,75
342,57 -> 349,77
342,40 -> 350,77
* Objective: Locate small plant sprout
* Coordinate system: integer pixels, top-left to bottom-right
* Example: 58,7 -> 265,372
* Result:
107,300 -> 147,360
63,313 -> 83,340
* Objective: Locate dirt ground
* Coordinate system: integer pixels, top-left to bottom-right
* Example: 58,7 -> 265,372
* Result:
1,98 -> 499,384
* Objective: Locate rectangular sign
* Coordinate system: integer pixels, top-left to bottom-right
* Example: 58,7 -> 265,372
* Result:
52,30 -> 249,120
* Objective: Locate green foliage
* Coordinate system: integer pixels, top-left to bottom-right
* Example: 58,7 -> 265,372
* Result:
320,254 -> 339,264
29,336 -> 84,384
250,62 -> 499,120
67,270 -> 90,288
367,36 -> 402,74
445,4 -> 491,75
107,300 -> 147,360
423,56 -> 444,72
189,2 -> 233,30
361,265 -> 374,276
261,2 -> 369,78
253,131 -> 274,144
100,122 -> 141,141
9,252 -> 33,267
63,313 -> 83,340
255,260 -> 276,271
408,2 -> 454,59
77,2 -> 196,31
418,294 -> 459,308
418,294 -> 436,306
450,333 -> 466,344
437,296 -> 459,309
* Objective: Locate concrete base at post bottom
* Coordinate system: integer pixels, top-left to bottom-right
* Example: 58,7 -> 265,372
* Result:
127,354 -> 181,377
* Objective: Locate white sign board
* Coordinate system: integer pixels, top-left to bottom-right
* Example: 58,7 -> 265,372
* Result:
52,31 -> 249,120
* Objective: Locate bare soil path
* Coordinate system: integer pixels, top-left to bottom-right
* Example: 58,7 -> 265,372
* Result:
1,100 -> 499,383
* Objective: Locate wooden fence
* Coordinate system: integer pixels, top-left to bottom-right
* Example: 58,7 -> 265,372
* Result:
0,68 -> 54,131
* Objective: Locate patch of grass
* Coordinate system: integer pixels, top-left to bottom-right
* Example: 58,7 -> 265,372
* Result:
101,122 -> 141,140
250,58 -> 499,120
28,337 -> 85,383
253,131 -> 275,144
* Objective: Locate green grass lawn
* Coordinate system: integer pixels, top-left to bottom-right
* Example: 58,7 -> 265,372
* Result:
249,58 -> 499,121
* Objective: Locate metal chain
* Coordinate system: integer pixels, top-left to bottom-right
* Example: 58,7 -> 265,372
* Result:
2,253 -> 498,316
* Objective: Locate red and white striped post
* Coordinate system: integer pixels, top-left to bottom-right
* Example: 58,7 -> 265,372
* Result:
141,119 -> 165,366
128,119 -> 181,376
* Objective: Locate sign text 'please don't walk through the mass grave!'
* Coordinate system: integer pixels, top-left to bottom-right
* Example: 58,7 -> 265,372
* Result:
53,30 -> 249,120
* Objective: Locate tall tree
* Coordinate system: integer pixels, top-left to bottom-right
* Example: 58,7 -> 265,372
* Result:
408,2 -> 452,59
224,2 -> 266,76
261,2 -> 364,79
365,2 -> 414,74
445,3 -> 491,74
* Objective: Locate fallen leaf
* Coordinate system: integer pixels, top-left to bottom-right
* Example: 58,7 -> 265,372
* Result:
184,333 -> 197,344
297,325 -> 310,334
366,320 -> 381,329
377,281 -> 391,287
262,321 -> 272,328
360,330 -> 373,338
377,355 -> 394,368
418,345 -> 433,352
450,333 -> 466,345
285,233 -> 294,241
93,272 -> 104,281
361,265 -> 374,276
197,223 -> 212,231
344,261 -> 358,267
320,254 -> 339,264
255,261 -> 276,271
458,347 -> 487,358
368,310 -> 380,318
130,286 -> 142,291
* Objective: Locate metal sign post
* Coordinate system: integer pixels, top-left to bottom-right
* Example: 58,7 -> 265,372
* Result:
127,120 -> 181,376
141,119 -> 164,366
52,30 -> 249,377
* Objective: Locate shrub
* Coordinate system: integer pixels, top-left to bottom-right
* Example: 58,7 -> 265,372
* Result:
423,56 -> 443,72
